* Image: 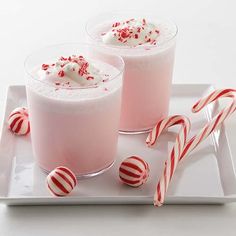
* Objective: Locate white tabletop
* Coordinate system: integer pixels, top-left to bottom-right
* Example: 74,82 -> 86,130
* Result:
1,0 -> 236,235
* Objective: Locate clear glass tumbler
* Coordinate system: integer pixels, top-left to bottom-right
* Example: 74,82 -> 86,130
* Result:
86,12 -> 177,133
25,43 -> 124,177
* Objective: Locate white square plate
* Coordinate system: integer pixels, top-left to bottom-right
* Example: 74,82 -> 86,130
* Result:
0,84 -> 236,205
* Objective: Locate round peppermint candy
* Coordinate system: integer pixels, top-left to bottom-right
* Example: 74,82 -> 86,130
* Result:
47,166 -> 77,197
8,107 -> 30,135
119,156 -> 150,187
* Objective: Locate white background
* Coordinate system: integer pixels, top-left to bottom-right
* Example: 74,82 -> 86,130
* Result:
1,0 -> 236,235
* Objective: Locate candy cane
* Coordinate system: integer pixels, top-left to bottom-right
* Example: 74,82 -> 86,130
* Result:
146,115 -> 191,206
147,88 -> 236,206
180,88 -> 236,160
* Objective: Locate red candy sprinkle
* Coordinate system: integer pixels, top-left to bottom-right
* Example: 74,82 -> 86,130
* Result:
120,30 -> 130,38
79,62 -> 89,76
60,56 -> 67,61
42,64 -> 49,70
58,70 -> 65,77
86,76 -> 94,80
151,40 -> 157,45
126,18 -> 134,24
112,22 -> 120,27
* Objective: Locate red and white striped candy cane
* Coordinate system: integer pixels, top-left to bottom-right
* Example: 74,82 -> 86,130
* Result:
180,88 -> 236,160
146,115 -> 191,206
147,88 -> 236,206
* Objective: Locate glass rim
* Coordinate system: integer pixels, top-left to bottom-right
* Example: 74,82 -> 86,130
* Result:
24,42 -> 125,90
85,11 -> 178,50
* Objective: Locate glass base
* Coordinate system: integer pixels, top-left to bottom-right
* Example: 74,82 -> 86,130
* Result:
39,160 -> 115,179
119,127 -> 152,135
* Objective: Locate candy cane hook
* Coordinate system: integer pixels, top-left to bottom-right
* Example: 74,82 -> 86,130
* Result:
146,115 -> 191,206
180,88 -> 236,160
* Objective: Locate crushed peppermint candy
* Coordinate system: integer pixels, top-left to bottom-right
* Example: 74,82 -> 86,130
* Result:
40,55 -> 110,87
86,76 -> 94,80
42,64 -> 49,70
58,70 -> 65,77
101,18 -> 160,47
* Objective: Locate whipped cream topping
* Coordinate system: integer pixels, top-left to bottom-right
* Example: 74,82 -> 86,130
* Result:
101,18 -> 160,47
40,55 -> 103,87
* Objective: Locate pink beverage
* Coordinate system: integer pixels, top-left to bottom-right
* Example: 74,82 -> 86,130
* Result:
25,44 -> 124,177
86,13 -> 177,132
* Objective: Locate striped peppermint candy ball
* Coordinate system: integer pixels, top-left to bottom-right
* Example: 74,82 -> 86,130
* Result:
8,107 -> 30,135
47,166 -> 77,197
119,156 -> 150,187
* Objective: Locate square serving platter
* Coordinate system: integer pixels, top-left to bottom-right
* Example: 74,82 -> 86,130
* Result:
0,84 -> 236,205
